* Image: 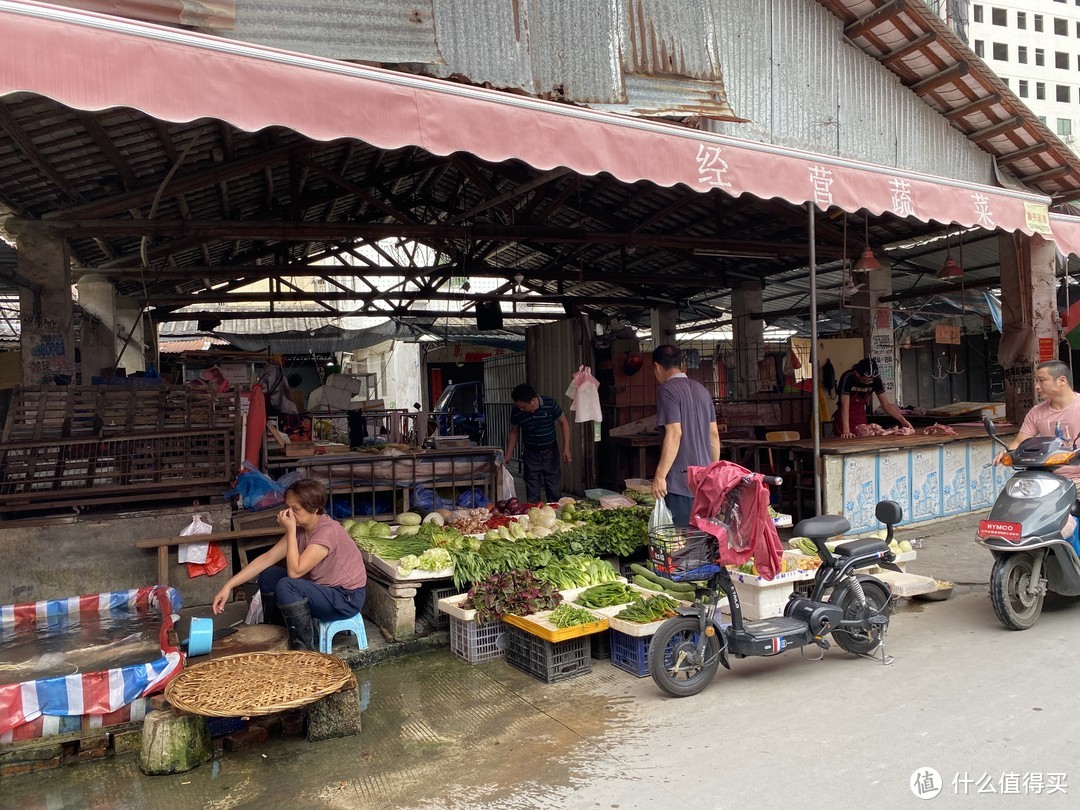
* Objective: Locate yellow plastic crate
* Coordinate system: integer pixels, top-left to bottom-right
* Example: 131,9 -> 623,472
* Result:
503,610 -> 608,643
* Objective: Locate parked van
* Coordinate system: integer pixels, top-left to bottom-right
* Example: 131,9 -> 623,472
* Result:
432,380 -> 485,443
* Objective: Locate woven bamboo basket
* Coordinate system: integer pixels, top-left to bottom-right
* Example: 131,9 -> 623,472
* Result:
165,651 -> 356,717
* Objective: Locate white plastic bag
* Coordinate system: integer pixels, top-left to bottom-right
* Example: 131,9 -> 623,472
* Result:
497,464 -> 516,501
569,365 -> 603,423
245,589 -> 264,625
177,514 -> 213,564
648,497 -> 673,533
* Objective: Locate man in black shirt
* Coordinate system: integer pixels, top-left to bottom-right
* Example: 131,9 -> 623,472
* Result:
833,357 -> 913,438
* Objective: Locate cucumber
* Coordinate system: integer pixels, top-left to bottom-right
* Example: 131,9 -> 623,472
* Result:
630,563 -> 695,593
632,575 -> 663,592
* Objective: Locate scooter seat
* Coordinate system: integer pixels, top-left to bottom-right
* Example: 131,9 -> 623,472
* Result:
832,538 -> 889,557
793,515 -> 851,539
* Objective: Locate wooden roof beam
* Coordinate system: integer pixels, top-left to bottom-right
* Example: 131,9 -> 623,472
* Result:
879,31 -> 937,69
945,93 -> 1002,124
0,105 -> 82,202
998,142 -> 1053,166
844,0 -> 905,40
909,62 -> 969,96
968,116 -> 1026,145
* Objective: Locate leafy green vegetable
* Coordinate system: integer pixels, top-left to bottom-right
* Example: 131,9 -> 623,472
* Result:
464,569 -> 562,624
549,604 -> 600,628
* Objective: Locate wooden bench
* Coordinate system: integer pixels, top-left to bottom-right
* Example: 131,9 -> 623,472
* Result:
134,527 -> 284,587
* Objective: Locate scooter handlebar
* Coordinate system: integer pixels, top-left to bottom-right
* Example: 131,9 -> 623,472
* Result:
760,475 -> 783,486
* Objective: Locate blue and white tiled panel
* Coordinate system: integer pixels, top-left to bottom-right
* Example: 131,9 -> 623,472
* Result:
910,449 -> 942,522
968,439 -> 1011,509
842,454 -> 879,533
941,444 -> 970,516
877,451 -> 911,526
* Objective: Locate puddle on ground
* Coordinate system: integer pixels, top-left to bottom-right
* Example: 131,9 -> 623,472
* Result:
1,649 -> 653,810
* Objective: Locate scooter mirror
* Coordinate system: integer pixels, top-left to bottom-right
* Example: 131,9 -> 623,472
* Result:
983,415 -> 996,436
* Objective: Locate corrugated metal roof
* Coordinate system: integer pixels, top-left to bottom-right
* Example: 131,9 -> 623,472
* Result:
49,0 -> 234,28
214,0 -> 441,63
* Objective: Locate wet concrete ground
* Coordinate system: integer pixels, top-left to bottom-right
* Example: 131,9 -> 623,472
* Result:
5,511 -> 1080,808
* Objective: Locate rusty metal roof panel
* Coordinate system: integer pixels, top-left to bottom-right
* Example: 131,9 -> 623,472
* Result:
209,0 -> 442,64
527,0 -> 624,103
589,72 -> 739,119
430,0 -> 534,92
618,0 -> 722,79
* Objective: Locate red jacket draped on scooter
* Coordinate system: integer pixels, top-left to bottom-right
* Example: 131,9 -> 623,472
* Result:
687,461 -> 784,580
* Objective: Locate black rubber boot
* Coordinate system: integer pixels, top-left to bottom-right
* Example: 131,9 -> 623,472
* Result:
279,599 -> 316,651
260,590 -> 284,626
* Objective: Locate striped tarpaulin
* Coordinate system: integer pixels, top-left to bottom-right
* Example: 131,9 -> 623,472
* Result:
0,586 -> 183,740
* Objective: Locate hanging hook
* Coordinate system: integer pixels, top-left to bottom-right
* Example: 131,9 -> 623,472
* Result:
949,354 -> 964,375
932,352 -> 949,380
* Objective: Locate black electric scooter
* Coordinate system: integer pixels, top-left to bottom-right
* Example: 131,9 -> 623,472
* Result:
978,416 -> 1080,629
647,472 -> 899,698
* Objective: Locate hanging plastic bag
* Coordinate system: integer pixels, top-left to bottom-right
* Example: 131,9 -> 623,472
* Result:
177,514 -> 213,564
187,541 -> 228,578
497,464 -> 516,501
648,497 -> 673,533
569,365 -> 603,423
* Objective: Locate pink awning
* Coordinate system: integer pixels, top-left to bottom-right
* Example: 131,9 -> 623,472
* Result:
1050,214 -> 1080,259
0,0 -> 1055,237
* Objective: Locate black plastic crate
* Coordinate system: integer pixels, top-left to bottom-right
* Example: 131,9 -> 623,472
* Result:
505,626 -> 592,683
591,629 -> 611,660
421,583 -> 464,630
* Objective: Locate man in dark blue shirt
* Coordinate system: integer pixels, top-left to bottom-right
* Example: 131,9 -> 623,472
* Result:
505,383 -> 572,503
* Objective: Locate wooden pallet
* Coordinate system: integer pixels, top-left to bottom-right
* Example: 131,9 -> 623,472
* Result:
2,385 -> 241,441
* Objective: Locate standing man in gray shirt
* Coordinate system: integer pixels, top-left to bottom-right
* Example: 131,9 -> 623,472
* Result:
650,345 -> 720,526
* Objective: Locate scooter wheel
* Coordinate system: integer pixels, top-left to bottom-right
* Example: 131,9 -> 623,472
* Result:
990,552 -> 1044,630
648,616 -> 721,698
833,579 -> 891,655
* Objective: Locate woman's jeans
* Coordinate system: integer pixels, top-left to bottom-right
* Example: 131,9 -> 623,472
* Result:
258,566 -> 365,621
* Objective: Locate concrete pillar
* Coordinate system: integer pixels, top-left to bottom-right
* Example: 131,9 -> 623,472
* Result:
850,260 -> 899,399
998,233 -> 1057,424
649,306 -> 677,348
115,295 -> 148,374
14,226 -> 74,386
76,273 -> 118,380
731,281 -> 763,398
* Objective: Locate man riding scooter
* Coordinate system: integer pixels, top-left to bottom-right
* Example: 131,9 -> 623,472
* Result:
994,360 -> 1080,494
982,359 -> 1080,630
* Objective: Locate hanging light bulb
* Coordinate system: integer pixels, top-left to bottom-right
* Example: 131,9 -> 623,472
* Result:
938,226 -> 964,281
851,217 -> 881,273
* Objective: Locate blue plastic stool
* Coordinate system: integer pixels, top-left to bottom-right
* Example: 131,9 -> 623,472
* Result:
317,613 -> 369,654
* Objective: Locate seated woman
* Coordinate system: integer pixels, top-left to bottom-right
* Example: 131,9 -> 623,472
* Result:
213,478 -> 366,650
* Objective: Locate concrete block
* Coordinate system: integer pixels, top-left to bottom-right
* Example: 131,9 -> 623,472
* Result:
363,579 -> 415,640
138,709 -> 212,775
307,685 -> 361,742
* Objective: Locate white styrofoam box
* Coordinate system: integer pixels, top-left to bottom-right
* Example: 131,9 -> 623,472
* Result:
307,385 -> 354,412
724,579 -> 795,620
326,373 -> 363,395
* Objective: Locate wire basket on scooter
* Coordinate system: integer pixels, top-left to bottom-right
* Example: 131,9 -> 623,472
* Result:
648,525 -> 721,582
